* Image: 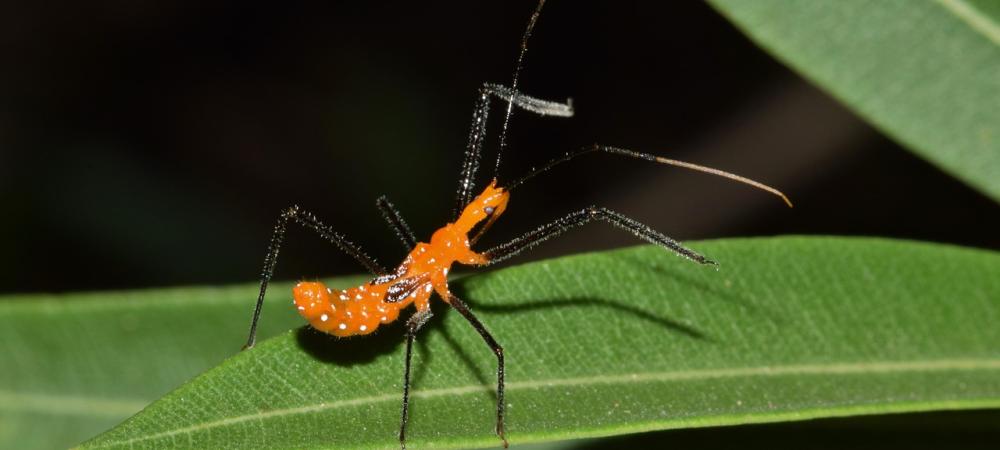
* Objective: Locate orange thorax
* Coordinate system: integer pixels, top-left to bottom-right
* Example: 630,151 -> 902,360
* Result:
291,183 -> 508,337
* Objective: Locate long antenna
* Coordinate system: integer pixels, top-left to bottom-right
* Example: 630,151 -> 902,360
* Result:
493,0 -> 547,183
508,145 -> 794,208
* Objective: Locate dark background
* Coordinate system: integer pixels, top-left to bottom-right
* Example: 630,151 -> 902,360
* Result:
3,1 -> 998,294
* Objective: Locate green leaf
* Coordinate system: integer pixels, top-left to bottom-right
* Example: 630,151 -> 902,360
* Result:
0,280 -> 333,450
707,0 -> 1000,202
43,237 -> 998,449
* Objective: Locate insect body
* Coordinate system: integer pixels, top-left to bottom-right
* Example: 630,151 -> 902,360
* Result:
293,183 -> 506,338
242,1 -> 791,449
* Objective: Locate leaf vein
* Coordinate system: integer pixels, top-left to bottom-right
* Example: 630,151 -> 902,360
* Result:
934,0 -> 1000,46
88,357 -> 1000,448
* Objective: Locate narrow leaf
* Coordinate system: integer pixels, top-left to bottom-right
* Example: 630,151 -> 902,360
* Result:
61,237 -> 1000,449
708,0 -> 1000,202
0,279 -> 362,450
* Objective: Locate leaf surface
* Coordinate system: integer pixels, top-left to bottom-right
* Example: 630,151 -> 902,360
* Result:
0,278 -> 337,450
42,237 -> 1000,449
708,0 -> 1000,201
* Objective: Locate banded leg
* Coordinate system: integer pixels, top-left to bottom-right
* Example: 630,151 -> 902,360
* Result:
482,206 -> 717,267
399,308 -> 433,449
377,195 -> 418,250
453,83 -> 574,220
446,293 -> 508,448
243,205 -> 387,349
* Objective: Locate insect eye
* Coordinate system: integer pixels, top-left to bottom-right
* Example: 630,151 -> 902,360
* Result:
484,206 -> 495,215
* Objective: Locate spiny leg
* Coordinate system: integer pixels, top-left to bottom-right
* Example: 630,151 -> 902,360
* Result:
244,205 -> 387,349
399,308 -> 433,450
446,293 -> 508,448
453,83 -> 573,220
482,206 -> 717,267
484,84 -> 574,117
377,195 -> 418,250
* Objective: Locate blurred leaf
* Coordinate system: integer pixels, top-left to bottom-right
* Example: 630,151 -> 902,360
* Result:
708,0 -> 1000,202
44,237 -> 999,449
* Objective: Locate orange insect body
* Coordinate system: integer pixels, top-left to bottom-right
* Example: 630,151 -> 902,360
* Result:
293,181 -> 509,337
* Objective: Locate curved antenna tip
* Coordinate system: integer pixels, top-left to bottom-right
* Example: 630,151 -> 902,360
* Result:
652,155 -> 793,209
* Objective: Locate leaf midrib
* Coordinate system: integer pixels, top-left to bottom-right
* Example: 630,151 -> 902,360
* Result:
934,0 -> 1000,46
86,356 -> 1000,449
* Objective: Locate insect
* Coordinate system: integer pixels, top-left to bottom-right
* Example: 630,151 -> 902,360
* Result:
242,1 -> 792,448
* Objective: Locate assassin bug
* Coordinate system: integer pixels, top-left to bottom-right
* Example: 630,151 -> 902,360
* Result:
243,1 -> 792,448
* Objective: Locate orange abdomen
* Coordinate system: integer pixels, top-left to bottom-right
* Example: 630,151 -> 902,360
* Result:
293,281 -> 413,337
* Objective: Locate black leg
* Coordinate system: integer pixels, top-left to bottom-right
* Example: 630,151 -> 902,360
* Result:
447,294 -> 508,448
377,195 -> 418,250
399,308 -> 433,450
482,206 -> 717,267
453,83 -> 573,220
243,206 -> 387,350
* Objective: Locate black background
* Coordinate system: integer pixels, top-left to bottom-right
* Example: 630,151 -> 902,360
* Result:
3,1 -> 998,294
